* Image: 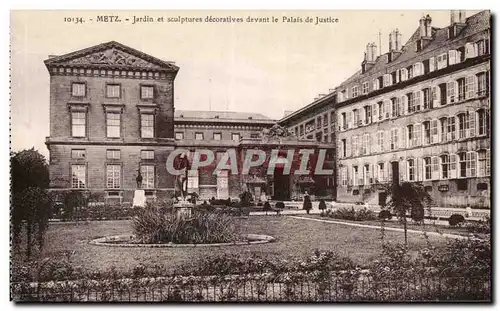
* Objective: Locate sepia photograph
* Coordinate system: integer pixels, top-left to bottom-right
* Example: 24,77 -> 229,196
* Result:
9,8 -> 492,302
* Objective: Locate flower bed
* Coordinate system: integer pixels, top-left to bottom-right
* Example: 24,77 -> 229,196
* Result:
89,234 -> 276,248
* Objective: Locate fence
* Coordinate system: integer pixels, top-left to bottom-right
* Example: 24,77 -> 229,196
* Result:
12,272 -> 491,302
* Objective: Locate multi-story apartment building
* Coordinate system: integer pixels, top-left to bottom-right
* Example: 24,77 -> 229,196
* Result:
279,92 -> 337,199
45,41 -> 335,204
335,10 -> 491,208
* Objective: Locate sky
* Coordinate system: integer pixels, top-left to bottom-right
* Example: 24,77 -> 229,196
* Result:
10,10 -> 481,157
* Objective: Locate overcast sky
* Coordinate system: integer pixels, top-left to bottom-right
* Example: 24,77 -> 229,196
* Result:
10,10 -> 481,157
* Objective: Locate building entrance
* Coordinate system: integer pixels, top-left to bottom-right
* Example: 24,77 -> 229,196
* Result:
272,167 -> 290,201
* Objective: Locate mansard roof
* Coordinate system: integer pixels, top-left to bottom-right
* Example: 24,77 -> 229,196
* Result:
336,10 -> 490,89
174,110 -> 276,125
44,41 -> 179,73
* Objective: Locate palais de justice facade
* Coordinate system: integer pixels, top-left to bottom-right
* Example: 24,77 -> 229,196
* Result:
45,41 -> 334,204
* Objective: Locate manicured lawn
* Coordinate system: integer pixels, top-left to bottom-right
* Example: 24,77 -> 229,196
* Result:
41,215 -> 453,274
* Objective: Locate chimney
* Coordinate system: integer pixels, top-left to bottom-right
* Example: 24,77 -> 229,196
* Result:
388,29 -> 403,63
450,10 -> 457,25
395,29 -> 402,50
425,15 -> 432,37
458,10 -> 466,23
449,10 -> 466,39
362,42 -> 377,73
419,15 -> 426,37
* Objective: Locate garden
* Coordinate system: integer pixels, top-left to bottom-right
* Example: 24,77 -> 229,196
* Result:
10,149 -> 492,302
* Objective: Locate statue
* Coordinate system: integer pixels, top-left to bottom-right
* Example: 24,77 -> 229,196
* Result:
174,153 -> 190,201
136,169 -> 143,188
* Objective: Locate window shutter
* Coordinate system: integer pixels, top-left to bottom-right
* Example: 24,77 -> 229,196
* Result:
447,81 -> 457,104
431,120 -> 439,143
416,158 -> 422,181
400,160 -> 406,182
402,95 -> 409,114
465,43 -> 475,59
468,112 -> 476,138
428,57 -> 435,72
465,75 -> 477,99
448,50 -> 457,65
372,103 -> 378,122
415,123 -> 422,146
346,137 -> 351,157
432,86 -> 441,106
373,80 -> 379,91
431,156 -> 439,180
448,154 -> 456,179
400,127 -> 406,149
394,69 -> 400,83
384,100 -> 391,119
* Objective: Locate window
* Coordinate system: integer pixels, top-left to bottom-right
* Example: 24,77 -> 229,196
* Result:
423,122 -> 431,145
447,81 -> 457,104
213,133 -> 222,140
71,165 -> 86,188
341,139 -> 347,157
175,132 -> 184,140
430,120 -> 438,143
477,72 -> 489,96
106,149 -> 121,160
140,114 -> 154,138
408,159 -> 415,181
195,132 -> 204,140
413,62 -> 424,77
432,156 -> 439,179
141,150 -> 154,160
441,155 -> 450,179
457,113 -> 475,139
106,113 -> 121,138
407,124 -> 421,147
377,131 -> 384,152
390,129 -> 399,150
438,83 -> 447,105
423,88 -> 432,109
440,117 -> 448,142
71,149 -> 86,159
360,134 -> 370,155
231,133 -> 240,141
478,150 -> 490,177
407,65 -> 413,79
364,164 -> 371,185
71,112 -> 86,137
383,74 -> 392,87
352,86 -> 359,98
140,165 -> 155,189
341,112 -> 347,130
141,86 -> 154,99
447,116 -> 456,141
458,152 -> 476,178
391,97 -> 399,117
465,76 -> 476,99
106,164 -> 121,189
353,109 -> 360,127
106,84 -> 120,98
478,109 -> 490,136
406,93 -> 414,113
437,53 -> 448,69
457,78 -> 466,101
424,157 -> 432,180
341,167 -> 348,186
377,163 -> 385,183
316,116 -> 321,129
362,82 -> 369,95
71,83 -> 86,97
364,105 -> 372,124
477,39 -> 490,56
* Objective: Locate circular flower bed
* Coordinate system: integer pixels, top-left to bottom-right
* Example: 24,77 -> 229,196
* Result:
89,234 -> 276,248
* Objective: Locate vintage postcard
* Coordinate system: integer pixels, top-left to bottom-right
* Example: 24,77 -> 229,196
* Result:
10,9 -> 491,302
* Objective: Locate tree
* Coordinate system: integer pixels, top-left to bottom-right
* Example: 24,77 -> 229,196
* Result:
11,149 -> 52,258
385,182 -> 432,248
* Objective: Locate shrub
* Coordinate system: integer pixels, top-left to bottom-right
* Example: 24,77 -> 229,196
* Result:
378,210 -> 392,220
449,214 -> 465,227
132,204 -> 239,244
263,201 -> 272,212
275,202 -> 285,210
328,207 -> 376,221
464,217 -> 491,234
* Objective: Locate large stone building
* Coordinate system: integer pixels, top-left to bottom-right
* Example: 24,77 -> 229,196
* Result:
334,10 -> 491,208
45,41 -> 335,204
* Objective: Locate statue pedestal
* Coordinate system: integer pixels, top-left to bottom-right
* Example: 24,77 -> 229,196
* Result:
133,190 -> 146,207
174,200 -> 194,219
